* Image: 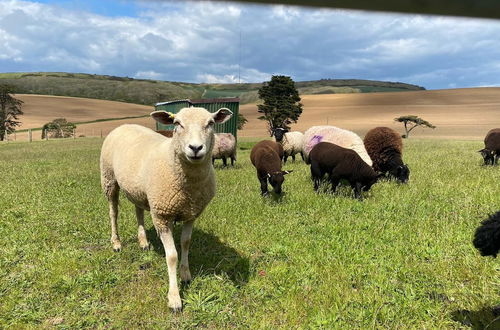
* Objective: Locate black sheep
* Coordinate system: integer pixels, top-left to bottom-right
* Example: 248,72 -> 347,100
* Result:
364,126 -> 409,183
250,140 -> 292,195
309,142 -> 380,199
479,128 -> 500,165
473,211 -> 500,257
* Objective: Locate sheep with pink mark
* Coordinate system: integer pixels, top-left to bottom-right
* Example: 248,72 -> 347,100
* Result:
212,132 -> 237,166
302,125 -> 373,166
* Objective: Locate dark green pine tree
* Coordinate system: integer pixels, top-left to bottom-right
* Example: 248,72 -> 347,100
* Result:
257,75 -> 303,135
0,84 -> 24,141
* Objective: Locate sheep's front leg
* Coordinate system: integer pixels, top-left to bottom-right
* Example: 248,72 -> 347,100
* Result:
135,206 -> 150,250
156,220 -> 182,312
259,174 -> 269,195
180,220 -> 194,284
352,182 -> 363,200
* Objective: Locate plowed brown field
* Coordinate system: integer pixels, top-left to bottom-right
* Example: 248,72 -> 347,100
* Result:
8,88 -> 500,141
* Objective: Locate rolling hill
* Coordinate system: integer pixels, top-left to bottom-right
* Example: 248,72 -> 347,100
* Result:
0,72 -> 425,106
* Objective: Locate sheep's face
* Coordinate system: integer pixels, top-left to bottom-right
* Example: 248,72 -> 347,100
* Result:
390,164 -> 410,184
361,173 -> 382,192
479,148 -> 494,165
267,170 -> 292,194
272,128 -> 288,142
151,107 -> 232,164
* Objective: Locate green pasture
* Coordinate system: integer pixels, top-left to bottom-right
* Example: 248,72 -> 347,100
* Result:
0,138 -> 499,328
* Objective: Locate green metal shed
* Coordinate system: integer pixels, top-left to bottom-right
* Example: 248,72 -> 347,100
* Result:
154,98 -> 240,138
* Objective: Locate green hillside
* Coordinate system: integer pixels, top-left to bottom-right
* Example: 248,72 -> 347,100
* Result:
0,72 -> 425,105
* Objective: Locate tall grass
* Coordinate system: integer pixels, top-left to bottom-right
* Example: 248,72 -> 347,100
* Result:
0,138 -> 498,328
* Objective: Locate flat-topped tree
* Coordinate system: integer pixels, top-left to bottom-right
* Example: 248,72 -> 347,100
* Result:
394,115 -> 436,138
0,85 -> 23,141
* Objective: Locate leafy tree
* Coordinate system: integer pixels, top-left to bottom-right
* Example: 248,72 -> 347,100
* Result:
237,113 -> 248,130
0,84 -> 24,141
41,118 -> 76,139
394,115 -> 436,138
257,75 -> 303,135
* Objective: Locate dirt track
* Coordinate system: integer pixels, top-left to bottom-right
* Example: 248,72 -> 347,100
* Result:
7,88 -> 500,141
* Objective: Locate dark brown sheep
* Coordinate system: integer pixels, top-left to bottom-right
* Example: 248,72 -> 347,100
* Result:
479,128 -> 500,165
156,130 -> 173,138
364,127 -> 409,183
250,140 -> 291,195
473,211 -> 500,257
309,142 -> 380,199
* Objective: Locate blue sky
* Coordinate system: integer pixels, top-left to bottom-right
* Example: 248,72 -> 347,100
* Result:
2,0 -> 500,89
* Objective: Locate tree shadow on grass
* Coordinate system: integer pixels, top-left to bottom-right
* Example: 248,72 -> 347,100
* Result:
146,226 -> 250,286
451,306 -> 500,329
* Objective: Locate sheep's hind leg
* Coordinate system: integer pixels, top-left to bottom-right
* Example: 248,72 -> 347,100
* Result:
180,220 -> 194,284
136,206 -> 150,250
155,218 -> 182,312
105,182 -> 122,252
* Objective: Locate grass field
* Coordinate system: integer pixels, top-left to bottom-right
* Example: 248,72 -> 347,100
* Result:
1,138 -> 499,328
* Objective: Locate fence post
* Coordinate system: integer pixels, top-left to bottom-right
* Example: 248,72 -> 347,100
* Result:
29,129 -> 32,142
45,129 -> 48,141
100,129 -> 103,138
73,128 -> 76,139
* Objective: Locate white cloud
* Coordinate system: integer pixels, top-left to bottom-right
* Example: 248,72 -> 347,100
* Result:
1,0 -> 500,89
135,70 -> 165,80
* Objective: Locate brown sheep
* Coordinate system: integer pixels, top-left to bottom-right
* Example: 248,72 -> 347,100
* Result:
309,142 -> 380,200
479,128 -> 500,165
250,140 -> 291,195
364,127 -> 409,183
473,211 -> 500,257
156,130 -> 173,138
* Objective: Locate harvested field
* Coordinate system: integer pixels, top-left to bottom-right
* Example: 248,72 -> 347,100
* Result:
7,87 -> 500,141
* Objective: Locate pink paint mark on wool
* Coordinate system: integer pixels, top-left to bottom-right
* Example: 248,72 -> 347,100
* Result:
305,135 -> 323,154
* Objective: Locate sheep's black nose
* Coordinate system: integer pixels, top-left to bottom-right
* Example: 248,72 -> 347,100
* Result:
189,144 -> 203,154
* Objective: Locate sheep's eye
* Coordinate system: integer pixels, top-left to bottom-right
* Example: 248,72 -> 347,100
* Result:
206,121 -> 215,129
174,122 -> 184,131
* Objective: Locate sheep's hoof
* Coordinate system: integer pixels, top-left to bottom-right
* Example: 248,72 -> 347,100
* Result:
113,247 -> 121,252
141,243 -> 150,251
181,280 -> 192,288
170,306 -> 183,313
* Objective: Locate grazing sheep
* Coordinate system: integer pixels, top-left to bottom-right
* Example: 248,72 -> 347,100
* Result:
100,107 -> 232,312
364,127 -> 409,183
309,142 -> 380,199
303,125 -> 372,166
272,127 -> 305,163
212,132 -> 237,166
250,140 -> 292,195
479,128 -> 500,165
156,130 -> 173,138
473,211 -> 500,257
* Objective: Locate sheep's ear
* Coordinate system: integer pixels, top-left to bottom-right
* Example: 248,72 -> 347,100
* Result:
282,170 -> 293,175
151,111 -> 175,125
213,108 -> 233,123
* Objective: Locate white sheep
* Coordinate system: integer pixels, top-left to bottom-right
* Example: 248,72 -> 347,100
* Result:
302,125 -> 372,166
100,107 -> 232,312
272,128 -> 305,163
212,132 -> 237,166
